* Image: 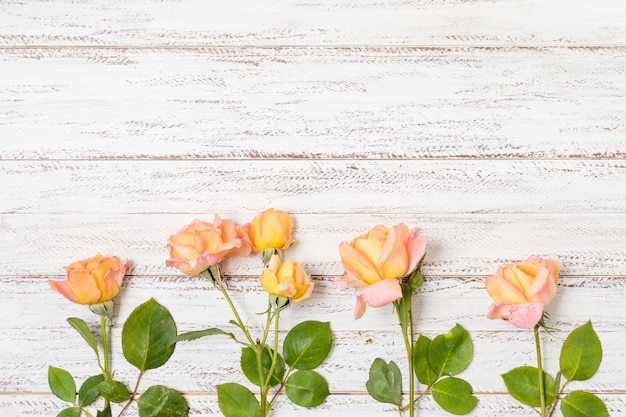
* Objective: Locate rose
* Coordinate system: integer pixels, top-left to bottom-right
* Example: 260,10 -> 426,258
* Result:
485,256 -> 561,329
49,255 -> 128,304
335,223 -> 427,319
243,208 -> 293,251
260,254 -> 313,301
166,215 -> 251,275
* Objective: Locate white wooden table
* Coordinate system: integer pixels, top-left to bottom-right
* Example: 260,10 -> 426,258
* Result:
1,1 -> 625,415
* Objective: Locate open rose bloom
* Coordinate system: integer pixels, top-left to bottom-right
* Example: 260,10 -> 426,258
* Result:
260,254 -> 313,302
49,255 -> 128,305
336,224 -> 427,319
166,215 -> 251,275
485,256 -> 561,329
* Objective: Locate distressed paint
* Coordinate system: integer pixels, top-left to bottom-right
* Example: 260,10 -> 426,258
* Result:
1,0 -> 625,415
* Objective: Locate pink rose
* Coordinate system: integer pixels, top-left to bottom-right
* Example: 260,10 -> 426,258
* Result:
166,215 -> 251,275
485,256 -> 560,329
335,224 -> 427,319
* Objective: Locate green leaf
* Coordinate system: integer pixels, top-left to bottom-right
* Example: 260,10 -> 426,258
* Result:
169,328 -> 237,346
97,406 -> 112,417
48,366 -> 76,403
285,370 -> 330,408
56,407 -> 80,417
396,284 -> 413,334
137,385 -> 189,417
560,321 -> 603,381
97,380 -> 130,403
365,358 -> 402,406
429,324 -> 473,376
561,391 -> 609,417
413,335 -> 439,386
283,321 -> 332,370
431,377 -> 478,415
501,366 -> 555,407
240,346 -> 285,387
78,374 -> 104,406
67,317 -> 99,354
554,371 -> 562,400
217,383 -> 260,417
122,298 -> 177,371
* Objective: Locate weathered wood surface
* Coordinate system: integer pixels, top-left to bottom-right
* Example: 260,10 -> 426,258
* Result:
1,0 -> 625,416
1,0 -> 626,46
1,47 -> 626,160
1,214 -> 625,276
2,161 -> 626,214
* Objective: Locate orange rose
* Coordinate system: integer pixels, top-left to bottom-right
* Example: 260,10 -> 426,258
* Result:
335,224 -> 427,319
485,256 -> 560,329
242,208 -> 293,251
260,255 -> 313,302
166,215 -> 251,275
49,255 -> 128,304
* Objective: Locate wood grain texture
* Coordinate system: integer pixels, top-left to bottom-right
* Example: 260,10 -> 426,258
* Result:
1,277 -> 624,393
1,160 -> 626,214
1,0 -> 625,47
1,47 -> 625,160
2,0 -> 625,415
1,214 -> 625,276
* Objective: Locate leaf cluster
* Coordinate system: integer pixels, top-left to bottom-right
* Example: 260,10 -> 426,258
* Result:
366,324 -> 478,415
502,321 -> 608,417
48,299 -> 188,417
213,320 -> 333,417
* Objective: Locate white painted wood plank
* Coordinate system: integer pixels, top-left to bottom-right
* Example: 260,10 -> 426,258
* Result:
1,0 -> 625,47
3,274 -> 625,393
1,160 -> 625,214
4,275 -> 625,332
1,393 -> 624,417
1,214 -> 625,276
1,47 -> 625,159
3,276 -> 624,393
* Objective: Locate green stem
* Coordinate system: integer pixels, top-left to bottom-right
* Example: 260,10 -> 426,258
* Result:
395,300 -> 415,417
217,282 -> 255,346
256,345 -> 268,417
100,316 -> 111,410
117,371 -> 144,417
261,298 -> 273,346
264,309 -> 281,389
100,316 -> 111,380
547,380 -> 570,417
534,324 -> 546,416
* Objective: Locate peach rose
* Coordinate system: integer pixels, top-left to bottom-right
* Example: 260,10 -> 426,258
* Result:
166,215 -> 251,275
485,256 -> 560,329
49,255 -> 128,304
335,224 -> 427,319
242,208 -> 293,251
260,255 -> 313,302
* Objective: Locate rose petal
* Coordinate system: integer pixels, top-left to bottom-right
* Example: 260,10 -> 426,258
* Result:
48,280 -> 79,303
354,294 -> 367,320
487,301 -> 544,329
406,233 -> 427,274
359,278 -> 403,308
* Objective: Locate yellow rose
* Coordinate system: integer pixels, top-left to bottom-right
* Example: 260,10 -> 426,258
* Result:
260,255 -> 313,301
49,255 -> 128,304
485,256 -> 560,328
243,208 -> 293,251
166,215 -> 251,275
